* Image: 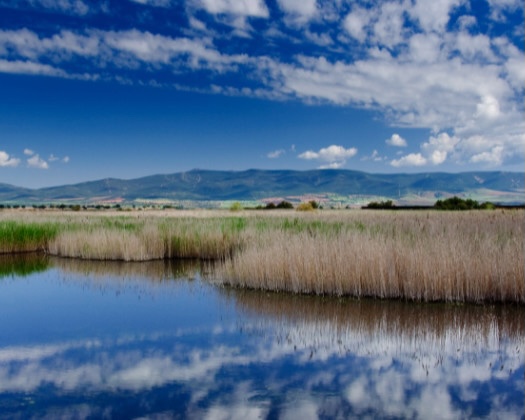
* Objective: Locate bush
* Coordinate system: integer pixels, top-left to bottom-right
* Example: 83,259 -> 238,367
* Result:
296,202 -> 315,212
230,202 -> 243,212
434,197 -> 493,210
365,200 -> 395,209
276,201 -> 294,209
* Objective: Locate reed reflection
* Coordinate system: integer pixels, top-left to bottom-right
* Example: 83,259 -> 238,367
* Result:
223,288 -> 524,351
0,255 -> 522,419
0,253 -> 50,278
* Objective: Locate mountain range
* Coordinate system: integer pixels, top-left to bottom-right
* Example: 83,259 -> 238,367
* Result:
0,169 -> 523,205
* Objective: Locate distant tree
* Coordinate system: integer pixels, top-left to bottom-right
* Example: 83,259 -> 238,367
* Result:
276,201 -> 294,209
365,200 -> 395,209
434,196 -> 494,210
230,202 -> 243,212
435,196 -> 480,210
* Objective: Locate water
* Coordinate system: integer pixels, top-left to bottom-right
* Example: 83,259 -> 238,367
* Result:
0,255 -> 523,419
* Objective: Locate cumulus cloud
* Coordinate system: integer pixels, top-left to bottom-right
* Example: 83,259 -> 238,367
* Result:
24,148 -> 35,155
421,132 -> 460,165
390,153 -> 427,167
27,154 -> 49,169
0,151 -> 20,167
386,134 -> 407,147
390,132 -> 460,167
299,145 -> 357,168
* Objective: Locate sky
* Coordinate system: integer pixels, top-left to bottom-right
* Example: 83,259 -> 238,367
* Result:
0,0 -> 523,188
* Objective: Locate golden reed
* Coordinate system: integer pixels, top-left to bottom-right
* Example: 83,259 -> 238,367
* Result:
0,209 -> 523,303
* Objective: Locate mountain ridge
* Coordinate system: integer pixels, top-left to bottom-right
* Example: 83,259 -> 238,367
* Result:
0,169 -> 523,204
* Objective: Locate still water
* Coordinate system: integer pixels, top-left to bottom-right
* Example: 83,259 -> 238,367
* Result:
0,255 -> 523,419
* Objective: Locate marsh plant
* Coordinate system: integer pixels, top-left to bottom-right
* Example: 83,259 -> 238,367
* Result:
0,209 -> 523,303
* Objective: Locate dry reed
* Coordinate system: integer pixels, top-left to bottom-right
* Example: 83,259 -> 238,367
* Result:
0,209 -> 523,303
214,210 -> 525,303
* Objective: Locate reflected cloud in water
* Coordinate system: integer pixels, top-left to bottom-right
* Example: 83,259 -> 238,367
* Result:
0,256 -> 523,418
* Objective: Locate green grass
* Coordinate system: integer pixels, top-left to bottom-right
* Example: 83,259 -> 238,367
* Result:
0,221 -> 59,253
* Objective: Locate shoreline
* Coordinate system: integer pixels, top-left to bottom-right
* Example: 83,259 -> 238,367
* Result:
1,209 -> 523,304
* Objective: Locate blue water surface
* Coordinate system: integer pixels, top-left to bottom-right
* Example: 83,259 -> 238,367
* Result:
0,256 -> 523,419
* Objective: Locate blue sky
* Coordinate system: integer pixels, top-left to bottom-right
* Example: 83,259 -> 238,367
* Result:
0,0 -> 523,188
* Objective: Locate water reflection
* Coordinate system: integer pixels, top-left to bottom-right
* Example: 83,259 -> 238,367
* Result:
0,256 -> 523,419
0,253 -> 50,278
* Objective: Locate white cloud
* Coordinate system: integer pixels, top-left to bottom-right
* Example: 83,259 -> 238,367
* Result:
409,0 -> 464,33
24,148 -> 35,155
27,154 -> 49,169
63,156 -> 70,163
408,33 -> 442,63
475,95 -> 501,119
267,149 -> 285,159
277,0 -> 317,23
0,151 -> 20,167
386,134 -> 407,147
196,0 -> 269,17
299,144 -> 357,168
390,153 -> 427,167
372,1 -> 406,48
343,7 -> 371,42
487,0 -> 522,21
0,59 -> 66,77
421,132 -> 459,165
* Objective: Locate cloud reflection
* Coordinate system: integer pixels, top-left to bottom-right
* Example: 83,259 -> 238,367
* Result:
0,259 -> 523,418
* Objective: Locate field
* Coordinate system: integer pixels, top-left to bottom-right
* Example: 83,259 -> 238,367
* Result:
0,208 -> 523,304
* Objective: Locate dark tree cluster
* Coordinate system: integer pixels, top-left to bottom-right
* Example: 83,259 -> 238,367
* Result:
434,196 -> 495,210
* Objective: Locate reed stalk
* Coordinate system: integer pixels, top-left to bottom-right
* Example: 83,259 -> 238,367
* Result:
0,209 -> 523,303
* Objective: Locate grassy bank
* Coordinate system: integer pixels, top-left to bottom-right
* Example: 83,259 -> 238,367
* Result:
0,209 -> 523,303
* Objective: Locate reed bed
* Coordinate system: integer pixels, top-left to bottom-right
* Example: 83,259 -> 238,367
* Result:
0,209 -> 523,303
215,210 -> 525,304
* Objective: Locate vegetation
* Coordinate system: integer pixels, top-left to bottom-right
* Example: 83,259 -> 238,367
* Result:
435,196 -> 495,210
252,201 -> 295,210
229,202 -> 243,212
296,201 -> 317,211
365,200 -> 396,209
0,220 -> 59,253
0,209 -> 523,303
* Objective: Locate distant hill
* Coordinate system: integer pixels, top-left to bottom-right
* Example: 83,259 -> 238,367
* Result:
0,169 -> 523,205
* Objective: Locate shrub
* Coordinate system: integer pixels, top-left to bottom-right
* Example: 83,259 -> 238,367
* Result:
230,202 -> 243,212
365,200 -> 395,209
434,196 -> 494,210
276,201 -> 294,209
296,202 -> 315,212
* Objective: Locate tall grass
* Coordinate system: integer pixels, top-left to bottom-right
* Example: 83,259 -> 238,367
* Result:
0,220 -> 58,253
0,209 -> 523,303
215,211 -> 525,304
